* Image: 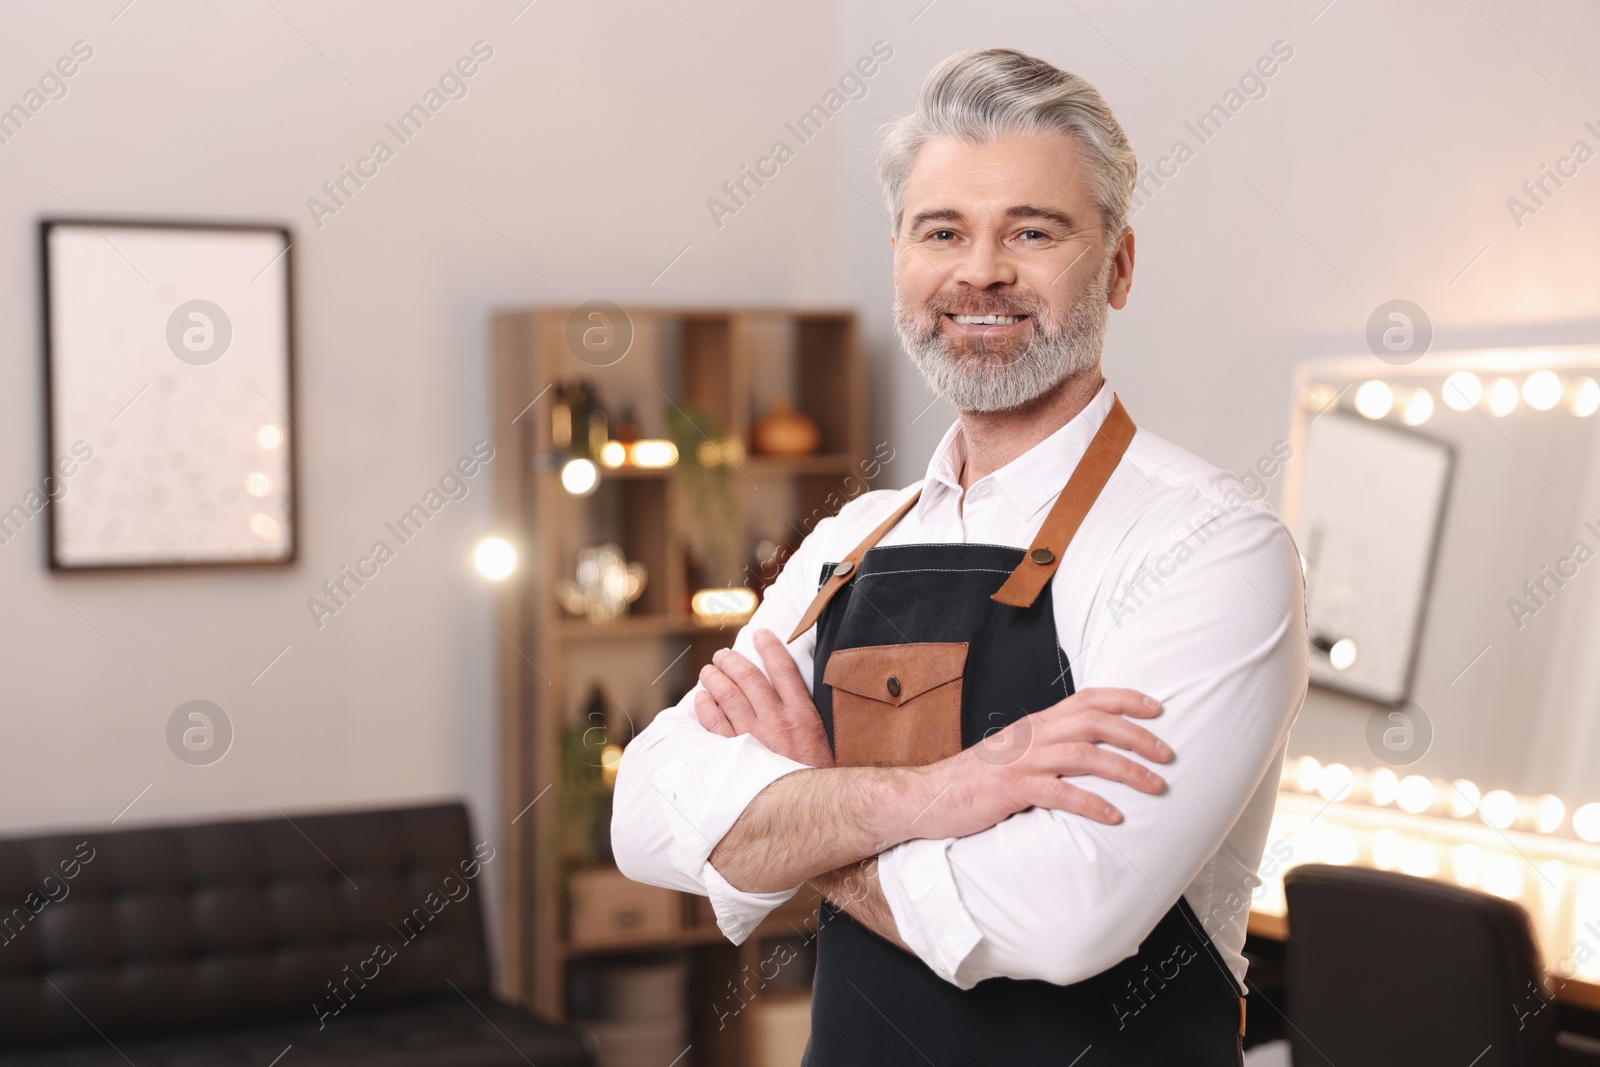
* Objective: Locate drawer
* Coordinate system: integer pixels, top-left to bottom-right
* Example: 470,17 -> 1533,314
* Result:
568,867 -> 682,946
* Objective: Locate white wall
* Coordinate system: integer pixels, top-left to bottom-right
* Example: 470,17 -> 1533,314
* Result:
4,0 -> 1600,940
0,0 -> 844,959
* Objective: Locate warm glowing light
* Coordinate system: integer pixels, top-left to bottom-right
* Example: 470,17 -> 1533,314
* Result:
1354,380 -> 1394,419
1487,377 -> 1519,416
1571,377 -> 1600,417
1400,840 -> 1439,879
1372,827 -> 1403,869
629,440 -> 679,468
1396,775 -> 1434,814
245,473 -> 270,497
1574,802 -> 1600,843
1449,779 -> 1481,818
1370,767 -> 1399,806
600,743 -> 624,787
1294,756 -> 1322,794
1453,843 -> 1484,887
691,586 -> 758,624
1535,794 -> 1566,834
1329,638 -> 1357,671
598,440 -> 628,468
257,425 -> 283,449
1523,370 -> 1563,411
1317,763 -> 1354,802
249,513 -> 280,540
1305,383 -> 1338,412
561,457 -> 600,496
1401,389 -> 1434,425
1483,854 -> 1523,900
1481,789 -> 1518,829
1442,372 -> 1482,411
474,538 -> 517,580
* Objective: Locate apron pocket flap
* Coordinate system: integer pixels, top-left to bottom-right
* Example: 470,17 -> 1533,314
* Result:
823,641 -> 968,707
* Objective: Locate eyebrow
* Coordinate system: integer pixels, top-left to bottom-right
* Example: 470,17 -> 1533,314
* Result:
905,204 -> 1078,231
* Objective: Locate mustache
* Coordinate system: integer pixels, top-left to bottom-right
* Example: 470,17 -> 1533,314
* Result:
923,292 -> 1046,319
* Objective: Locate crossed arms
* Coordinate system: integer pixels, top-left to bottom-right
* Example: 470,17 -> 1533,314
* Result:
611,507 -> 1307,987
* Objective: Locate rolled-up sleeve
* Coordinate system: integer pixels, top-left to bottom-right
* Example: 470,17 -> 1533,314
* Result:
611,514 -> 844,943
876,505 -> 1308,988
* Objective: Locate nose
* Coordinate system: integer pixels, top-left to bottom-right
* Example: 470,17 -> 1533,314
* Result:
948,234 -> 1018,291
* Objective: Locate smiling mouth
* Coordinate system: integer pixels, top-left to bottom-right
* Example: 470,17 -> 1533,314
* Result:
945,313 -> 1029,325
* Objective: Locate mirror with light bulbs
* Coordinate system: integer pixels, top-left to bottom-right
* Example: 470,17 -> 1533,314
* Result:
1281,346 -> 1600,841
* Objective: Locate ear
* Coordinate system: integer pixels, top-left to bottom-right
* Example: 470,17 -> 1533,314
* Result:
1106,228 -> 1136,310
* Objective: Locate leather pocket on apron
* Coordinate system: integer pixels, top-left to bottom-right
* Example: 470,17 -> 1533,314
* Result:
823,641 -> 967,767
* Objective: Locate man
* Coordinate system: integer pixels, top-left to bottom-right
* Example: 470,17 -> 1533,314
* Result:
613,47 -> 1307,1065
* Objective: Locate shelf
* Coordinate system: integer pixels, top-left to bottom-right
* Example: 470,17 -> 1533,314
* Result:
557,613 -> 742,641
538,453 -> 864,481
493,305 -> 866,1039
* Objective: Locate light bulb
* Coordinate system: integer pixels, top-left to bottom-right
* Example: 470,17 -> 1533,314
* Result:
1329,638 -> 1358,670
1481,789 -> 1518,829
598,441 -> 627,468
1317,762 -> 1354,802
561,457 -> 600,496
1442,372 -> 1482,411
1573,802 -> 1600,843
257,425 -> 283,449
1355,380 -> 1394,419
1294,755 -> 1322,793
1397,774 -> 1434,814
1449,779 -> 1481,818
245,473 -> 271,497
1523,370 -> 1563,411
1305,383 -> 1338,412
249,513 -> 280,540
474,537 -> 517,580
1487,377 -> 1519,416
1571,378 -> 1600,417
1401,389 -> 1434,425
1370,767 -> 1399,806
1535,794 -> 1565,834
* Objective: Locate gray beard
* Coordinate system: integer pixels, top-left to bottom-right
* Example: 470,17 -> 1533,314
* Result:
893,263 -> 1111,414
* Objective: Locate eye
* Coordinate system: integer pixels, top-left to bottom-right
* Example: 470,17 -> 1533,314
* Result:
1018,229 -> 1048,242
928,228 -> 957,242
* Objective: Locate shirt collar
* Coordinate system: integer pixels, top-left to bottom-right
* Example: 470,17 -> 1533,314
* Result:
919,378 -> 1118,524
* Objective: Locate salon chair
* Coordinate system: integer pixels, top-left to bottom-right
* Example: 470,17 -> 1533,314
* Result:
1284,863 -> 1600,1066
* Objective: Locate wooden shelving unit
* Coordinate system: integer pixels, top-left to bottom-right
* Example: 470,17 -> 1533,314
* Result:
490,307 -> 871,1066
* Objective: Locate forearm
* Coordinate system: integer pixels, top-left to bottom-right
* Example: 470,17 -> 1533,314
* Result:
708,765 -> 930,893
810,858 -> 908,952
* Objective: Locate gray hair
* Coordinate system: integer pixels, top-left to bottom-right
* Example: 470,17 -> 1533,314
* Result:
878,48 -> 1138,241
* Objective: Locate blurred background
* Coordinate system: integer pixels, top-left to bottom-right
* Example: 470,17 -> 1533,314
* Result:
5,2 -> 1600,1065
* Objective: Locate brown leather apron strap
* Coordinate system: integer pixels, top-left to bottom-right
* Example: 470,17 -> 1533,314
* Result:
786,394 -> 1137,642
787,488 -> 922,643
989,395 -> 1136,608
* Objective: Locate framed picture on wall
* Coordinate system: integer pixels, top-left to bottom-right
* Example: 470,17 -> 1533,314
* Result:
40,219 -> 296,569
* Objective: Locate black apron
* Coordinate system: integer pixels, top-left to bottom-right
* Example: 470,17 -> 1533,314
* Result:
789,397 -> 1246,1066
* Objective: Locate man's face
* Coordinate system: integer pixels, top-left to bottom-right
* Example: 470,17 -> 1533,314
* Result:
891,130 -> 1134,413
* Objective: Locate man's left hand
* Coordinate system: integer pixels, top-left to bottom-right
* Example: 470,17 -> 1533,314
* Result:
695,628 -> 836,768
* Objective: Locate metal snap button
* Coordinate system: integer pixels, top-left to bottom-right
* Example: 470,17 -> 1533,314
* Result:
1029,547 -> 1055,565
886,675 -> 901,697
833,559 -> 854,578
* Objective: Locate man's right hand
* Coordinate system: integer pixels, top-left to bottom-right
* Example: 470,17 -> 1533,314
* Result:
903,687 -> 1171,842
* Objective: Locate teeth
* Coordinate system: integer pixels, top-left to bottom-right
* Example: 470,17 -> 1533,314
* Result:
951,314 -> 1025,325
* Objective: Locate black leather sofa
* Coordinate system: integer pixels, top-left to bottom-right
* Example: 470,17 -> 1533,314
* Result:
0,801 -> 593,1066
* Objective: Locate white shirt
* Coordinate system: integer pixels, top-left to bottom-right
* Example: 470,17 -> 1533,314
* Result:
611,379 -> 1308,990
